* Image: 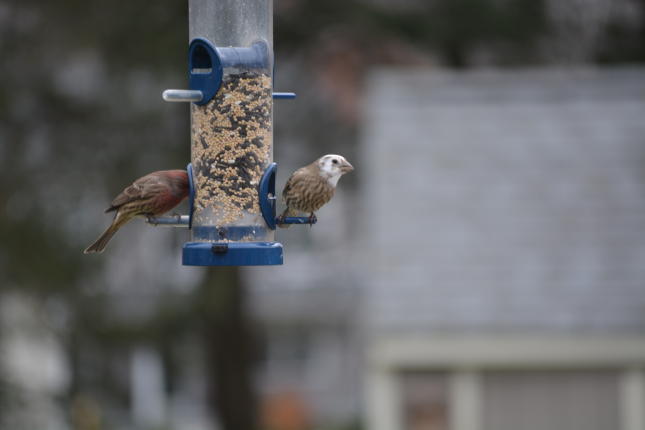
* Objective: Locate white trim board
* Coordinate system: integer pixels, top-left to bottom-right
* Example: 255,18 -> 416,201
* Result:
367,334 -> 645,370
364,335 -> 645,430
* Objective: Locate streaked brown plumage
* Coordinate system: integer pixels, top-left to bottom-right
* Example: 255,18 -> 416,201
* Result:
278,154 -> 353,227
84,170 -> 189,254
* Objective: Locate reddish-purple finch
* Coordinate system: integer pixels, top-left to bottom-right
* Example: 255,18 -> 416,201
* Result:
278,154 -> 353,227
84,170 -> 189,254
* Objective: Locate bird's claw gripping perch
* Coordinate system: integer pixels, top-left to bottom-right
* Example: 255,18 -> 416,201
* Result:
308,214 -> 317,225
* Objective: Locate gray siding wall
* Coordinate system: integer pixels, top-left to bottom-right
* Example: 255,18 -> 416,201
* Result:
360,68 -> 645,333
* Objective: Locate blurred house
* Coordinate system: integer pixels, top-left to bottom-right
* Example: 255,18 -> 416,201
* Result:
250,67 -> 645,430
359,67 -> 645,430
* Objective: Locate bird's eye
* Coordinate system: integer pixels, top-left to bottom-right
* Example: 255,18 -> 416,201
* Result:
332,159 -> 338,164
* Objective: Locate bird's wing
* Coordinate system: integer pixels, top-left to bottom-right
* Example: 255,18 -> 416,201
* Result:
281,167 -> 309,203
105,174 -> 167,212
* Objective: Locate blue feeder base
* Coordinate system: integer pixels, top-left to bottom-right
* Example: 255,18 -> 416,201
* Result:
182,242 -> 283,266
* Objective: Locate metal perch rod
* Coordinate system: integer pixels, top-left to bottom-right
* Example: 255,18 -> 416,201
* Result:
146,215 -> 190,227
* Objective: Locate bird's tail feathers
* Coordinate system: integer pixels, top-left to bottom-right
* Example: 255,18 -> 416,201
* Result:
83,213 -> 130,254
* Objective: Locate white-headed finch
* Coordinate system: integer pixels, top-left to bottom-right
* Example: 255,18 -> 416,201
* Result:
84,170 -> 189,254
278,154 -> 353,227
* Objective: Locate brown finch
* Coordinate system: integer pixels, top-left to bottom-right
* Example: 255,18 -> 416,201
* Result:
278,154 -> 353,227
84,170 -> 190,254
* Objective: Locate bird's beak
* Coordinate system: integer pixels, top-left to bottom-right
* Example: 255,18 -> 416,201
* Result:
341,160 -> 354,173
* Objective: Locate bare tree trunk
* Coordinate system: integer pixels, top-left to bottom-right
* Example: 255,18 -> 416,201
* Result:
198,267 -> 258,430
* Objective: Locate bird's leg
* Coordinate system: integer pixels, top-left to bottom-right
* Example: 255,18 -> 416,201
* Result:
308,213 -> 317,225
276,214 -> 286,225
145,213 -> 160,225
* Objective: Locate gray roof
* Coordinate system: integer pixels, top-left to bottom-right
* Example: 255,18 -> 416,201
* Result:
360,67 -> 645,333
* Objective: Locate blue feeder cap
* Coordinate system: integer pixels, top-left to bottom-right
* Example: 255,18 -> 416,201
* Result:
183,242 -> 283,266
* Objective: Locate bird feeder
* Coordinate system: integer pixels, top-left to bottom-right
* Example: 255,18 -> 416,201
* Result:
159,0 -> 305,266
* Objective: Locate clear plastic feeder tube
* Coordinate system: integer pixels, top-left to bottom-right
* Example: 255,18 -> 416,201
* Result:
189,0 -> 273,243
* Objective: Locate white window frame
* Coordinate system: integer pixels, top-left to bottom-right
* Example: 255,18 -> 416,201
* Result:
364,335 -> 645,430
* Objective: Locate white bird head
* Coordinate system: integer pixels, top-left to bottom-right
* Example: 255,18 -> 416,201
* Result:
317,154 -> 354,187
